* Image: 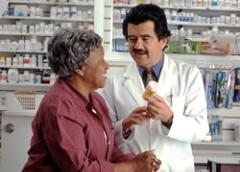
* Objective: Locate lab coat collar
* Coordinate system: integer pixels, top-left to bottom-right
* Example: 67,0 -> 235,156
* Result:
123,61 -> 146,106
122,54 -> 176,105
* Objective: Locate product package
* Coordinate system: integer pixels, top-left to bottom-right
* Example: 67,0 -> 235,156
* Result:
199,41 -> 230,55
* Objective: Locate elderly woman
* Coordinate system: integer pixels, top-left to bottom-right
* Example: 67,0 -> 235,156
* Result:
22,28 -> 160,172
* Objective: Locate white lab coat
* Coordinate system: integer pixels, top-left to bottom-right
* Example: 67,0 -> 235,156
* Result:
100,54 -> 209,172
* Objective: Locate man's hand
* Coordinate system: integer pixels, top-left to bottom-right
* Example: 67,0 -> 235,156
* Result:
146,94 -> 173,124
113,151 -> 161,172
130,151 -> 161,172
122,107 -> 150,132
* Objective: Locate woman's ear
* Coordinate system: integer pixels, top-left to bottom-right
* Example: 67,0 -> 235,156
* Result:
75,68 -> 84,77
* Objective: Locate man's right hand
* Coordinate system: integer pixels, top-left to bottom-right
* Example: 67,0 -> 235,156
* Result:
113,151 -> 161,172
122,107 -> 150,132
130,151 -> 161,172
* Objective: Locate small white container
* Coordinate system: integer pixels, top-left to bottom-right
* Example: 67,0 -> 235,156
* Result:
23,70 -> 30,83
63,7 -> 70,19
1,70 -> 7,83
234,123 -> 240,142
23,54 -> 30,67
50,7 -> 57,18
37,54 -> 43,67
6,57 -> 12,66
7,69 -> 19,83
30,6 -> 35,17
56,8 -> 63,18
31,54 -> 37,67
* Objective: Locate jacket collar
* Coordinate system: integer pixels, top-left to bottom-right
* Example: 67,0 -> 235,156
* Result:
122,54 -> 176,105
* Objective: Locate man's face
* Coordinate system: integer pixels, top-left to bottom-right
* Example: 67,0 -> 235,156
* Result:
127,21 -> 168,67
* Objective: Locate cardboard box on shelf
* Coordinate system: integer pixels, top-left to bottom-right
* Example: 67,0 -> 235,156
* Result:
199,41 -> 230,56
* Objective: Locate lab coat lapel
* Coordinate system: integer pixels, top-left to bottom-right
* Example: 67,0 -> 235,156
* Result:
123,62 -> 146,106
157,54 -> 175,96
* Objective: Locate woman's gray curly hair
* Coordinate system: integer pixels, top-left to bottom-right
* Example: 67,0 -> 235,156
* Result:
47,28 -> 102,79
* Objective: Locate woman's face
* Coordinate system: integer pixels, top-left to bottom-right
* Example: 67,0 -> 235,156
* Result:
81,45 -> 109,90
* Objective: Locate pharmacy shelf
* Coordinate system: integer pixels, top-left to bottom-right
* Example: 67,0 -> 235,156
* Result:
0,83 -> 50,91
168,21 -> 240,28
169,53 -> 240,67
113,20 -> 240,28
113,4 -> 240,12
0,50 -> 46,54
0,33 -> 52,37
1,16 -> 93,23
208,107 -> 240,117
192,141 -> 240,146
8,0 -> 94,7
106,52 -> 240,66
194,154 -> 240,164
0,106 -> 7,111
0,66 -> 50,70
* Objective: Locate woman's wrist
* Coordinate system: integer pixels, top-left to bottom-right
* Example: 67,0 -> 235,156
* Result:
113,161 -> 135,172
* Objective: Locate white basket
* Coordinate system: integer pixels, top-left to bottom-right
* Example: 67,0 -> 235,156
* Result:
6,92 -> 43,113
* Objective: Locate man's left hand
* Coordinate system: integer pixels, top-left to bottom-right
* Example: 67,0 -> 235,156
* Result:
146,94 -> 173,124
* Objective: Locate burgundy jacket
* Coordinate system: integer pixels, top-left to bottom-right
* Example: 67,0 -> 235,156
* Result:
22,79 -> 134,172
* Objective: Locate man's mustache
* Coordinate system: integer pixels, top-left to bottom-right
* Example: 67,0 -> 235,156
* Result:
133,49 -> 146,54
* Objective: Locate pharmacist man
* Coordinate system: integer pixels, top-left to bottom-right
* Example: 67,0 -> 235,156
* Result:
100,4 -> 209,172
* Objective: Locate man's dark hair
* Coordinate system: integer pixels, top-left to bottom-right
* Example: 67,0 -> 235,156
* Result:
123,4 -> 171,40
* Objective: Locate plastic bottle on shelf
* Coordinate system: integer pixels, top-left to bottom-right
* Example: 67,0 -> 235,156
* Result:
163,0 -> 169,6
7,69 -> 19,83
177,0 -> 185,7
185,0 -> 193,7
30,6 -> 36,17
171,10 -> 177,21
120,8 -> 126,22
43,56 -> 49,67
30,72 -> 35,84
63,7 -> 70,19
12,56 -> 18,66
70,7 -> 77,19
152,0 -> 160,5
23,70 -> 30,83
5,57 -> 11,66
0,56 -> 5,66
18,54 -> 23,66
23,54 -> 30,67
31,54 -> 37,67
211,0 -> 218,7
164,9 -> 171,21
35,71 -> 42,84
209,115 -> 222,141
37,55 -> 43,68
1,70 -> 7,83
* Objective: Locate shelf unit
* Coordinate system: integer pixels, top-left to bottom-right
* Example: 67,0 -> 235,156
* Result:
193,141 -> 240,146
0,0 -> 106,89
113,20 -> 240,28
105,1 -> 240,51
105,52 -> 240,68
113,4 -> 240,12
1,16 -> 94,23
7,1 -> 94,7
0,33 -> 52,37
